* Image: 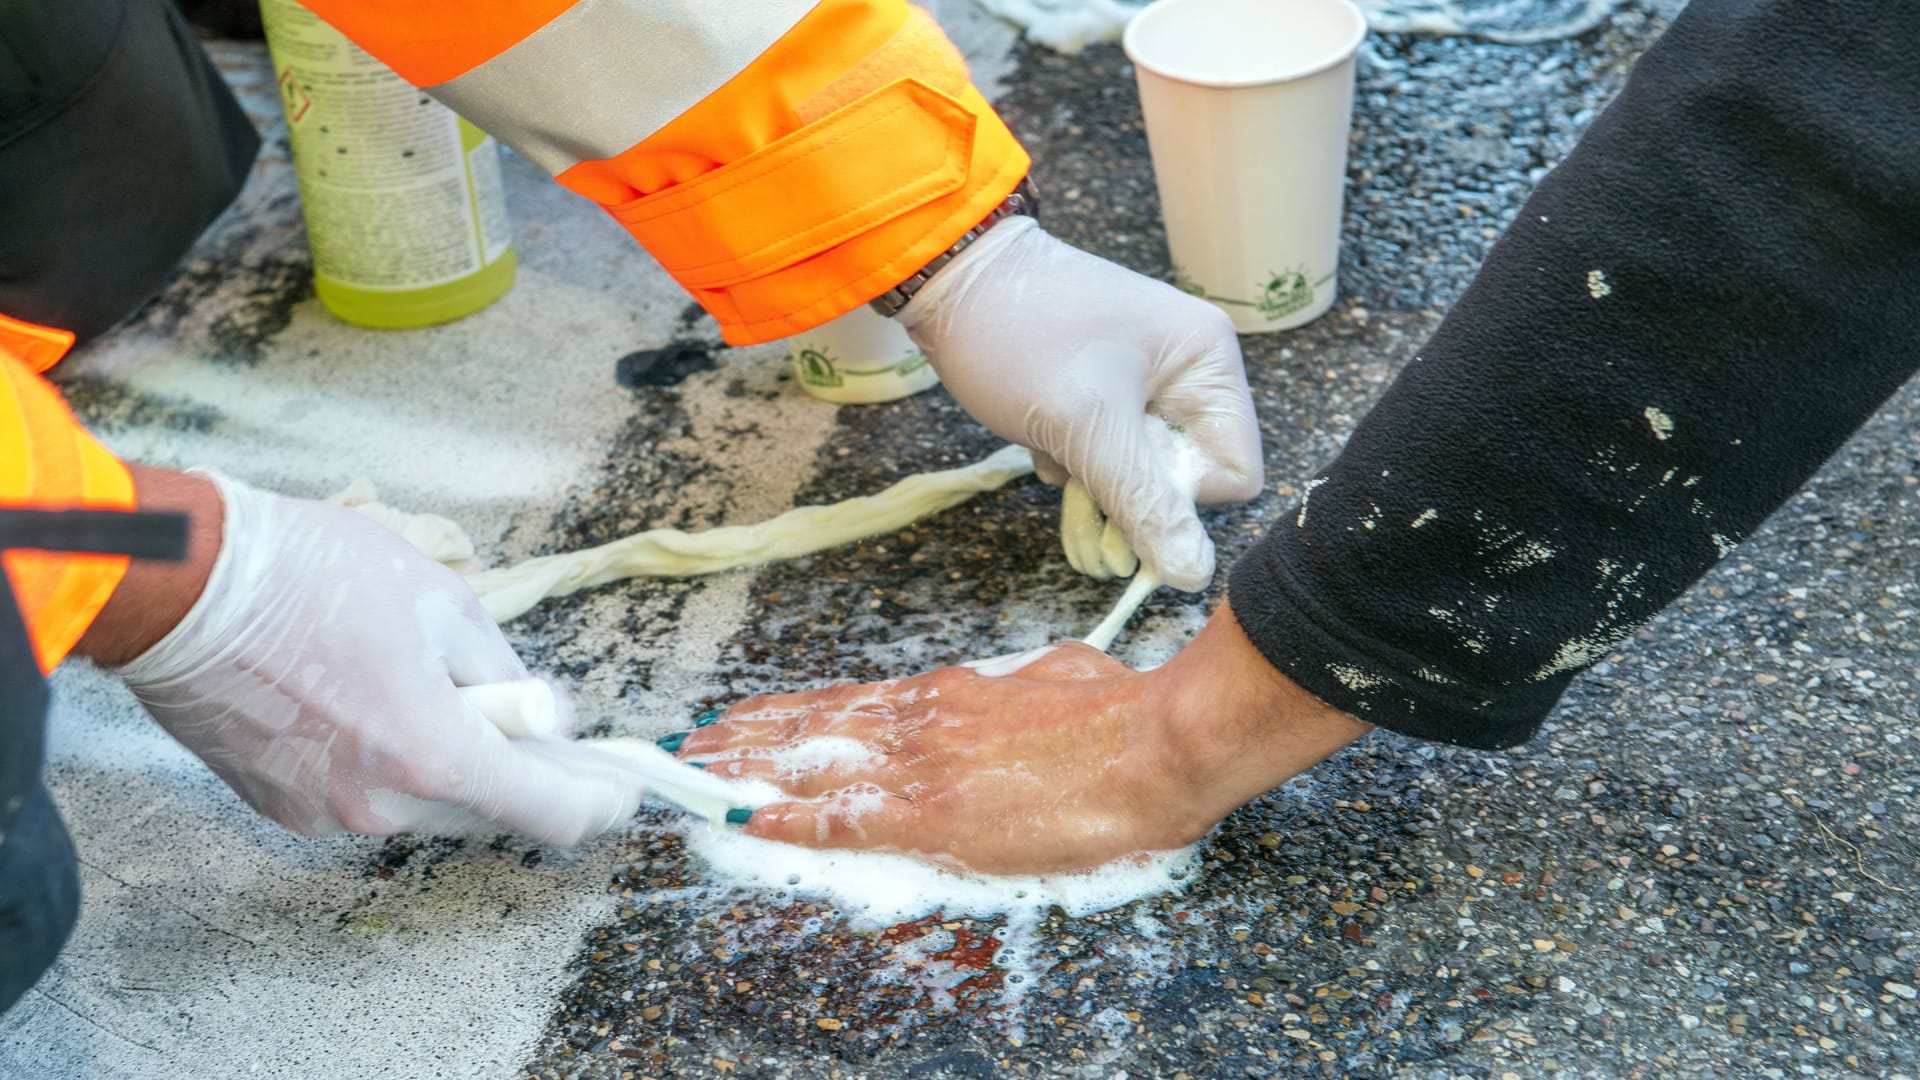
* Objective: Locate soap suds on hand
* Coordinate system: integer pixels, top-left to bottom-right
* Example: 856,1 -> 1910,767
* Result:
697,736 -> 884,782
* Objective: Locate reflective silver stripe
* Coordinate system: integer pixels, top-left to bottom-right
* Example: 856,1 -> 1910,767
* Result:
430,0 -> 817,176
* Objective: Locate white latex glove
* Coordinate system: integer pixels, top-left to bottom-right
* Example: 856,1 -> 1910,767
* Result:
115,473 -> 649,845
898,217 -> 1264,591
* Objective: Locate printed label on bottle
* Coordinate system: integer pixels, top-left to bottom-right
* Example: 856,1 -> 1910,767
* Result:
262,0 -> 504,292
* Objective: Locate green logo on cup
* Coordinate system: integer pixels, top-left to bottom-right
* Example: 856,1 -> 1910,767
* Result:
1175,264 -> 1335,321
1257,268 -> 1319,319
793,347 -> 929,388
794,347 -> 842,388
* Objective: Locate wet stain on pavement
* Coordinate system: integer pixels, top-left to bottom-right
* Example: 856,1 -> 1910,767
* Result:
616,342 -> 720,391
124,193 -> 315,367
50,375 -> 223,436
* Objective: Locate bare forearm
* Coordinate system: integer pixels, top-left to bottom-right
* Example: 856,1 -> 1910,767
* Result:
74,465 -> 221,668
1147,599 -> 1371,833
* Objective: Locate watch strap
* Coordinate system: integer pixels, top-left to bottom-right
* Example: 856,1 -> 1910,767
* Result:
869,177 -> 1039,317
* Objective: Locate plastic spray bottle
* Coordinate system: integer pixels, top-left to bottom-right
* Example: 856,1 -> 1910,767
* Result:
258,0 -> 516,328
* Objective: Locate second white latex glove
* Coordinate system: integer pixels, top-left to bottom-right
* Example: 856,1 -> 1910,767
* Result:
898,217 -> 1264,591
115,473 -> 649,846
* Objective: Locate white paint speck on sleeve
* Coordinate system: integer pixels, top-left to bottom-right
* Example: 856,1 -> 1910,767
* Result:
1643,406 -> 1674,441
1296,477 -> 1328,528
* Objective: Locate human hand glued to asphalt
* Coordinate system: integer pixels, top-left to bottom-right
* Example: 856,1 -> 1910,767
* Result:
899,217 -> 1265,592
673,601 -> 1371,875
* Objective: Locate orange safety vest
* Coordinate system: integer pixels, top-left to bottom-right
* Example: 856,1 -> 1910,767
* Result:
0,313 -> 135,673
299,0 -> 1029,345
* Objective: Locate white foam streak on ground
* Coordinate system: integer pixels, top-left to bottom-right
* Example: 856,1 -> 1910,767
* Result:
680,820 -> 1201,931
870,928 -> 976,1013
676,816 -> 1202,1040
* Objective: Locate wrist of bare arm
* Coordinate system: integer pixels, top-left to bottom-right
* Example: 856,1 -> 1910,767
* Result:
74,465 -> 223,668
1142,596 -> 1372,832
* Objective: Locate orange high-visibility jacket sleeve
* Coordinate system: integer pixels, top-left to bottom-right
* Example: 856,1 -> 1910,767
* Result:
0,343 -> 135,674
298,1 -> 1029,345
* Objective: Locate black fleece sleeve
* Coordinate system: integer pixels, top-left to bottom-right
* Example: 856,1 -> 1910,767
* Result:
1227,0 -> 1920,749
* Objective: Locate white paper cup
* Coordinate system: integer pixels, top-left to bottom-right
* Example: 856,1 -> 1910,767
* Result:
1124,0 -> 1366,332
788,306 -> 940,404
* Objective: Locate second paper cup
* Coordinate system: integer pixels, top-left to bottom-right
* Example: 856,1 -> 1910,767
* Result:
789,307 -> 939,404
1125,0 -> 1366,332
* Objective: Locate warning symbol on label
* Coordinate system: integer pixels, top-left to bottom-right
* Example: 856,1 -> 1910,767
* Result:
278,69 -> 313,124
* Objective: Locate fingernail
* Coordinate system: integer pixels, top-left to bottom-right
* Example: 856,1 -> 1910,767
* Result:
724,808 -> 753,826
686,761 -> 707,771
656,732 -> 687,752
693,708 -> 722,727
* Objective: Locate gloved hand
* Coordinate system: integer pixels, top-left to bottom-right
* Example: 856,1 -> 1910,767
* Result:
898,216 -> 1264,591
114,472 -> 648,845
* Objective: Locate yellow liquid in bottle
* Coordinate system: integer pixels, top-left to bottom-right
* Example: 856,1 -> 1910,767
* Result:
263,0 -> 516,329
313,120 -> 518,329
